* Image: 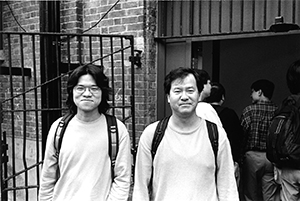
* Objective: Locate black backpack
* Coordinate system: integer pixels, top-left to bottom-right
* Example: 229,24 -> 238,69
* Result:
149,116 -> 219,191
53,113 -> 119,178
266,96 -> 300,169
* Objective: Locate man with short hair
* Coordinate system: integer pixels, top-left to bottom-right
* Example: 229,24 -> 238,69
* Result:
240,79 -> 278,201
194,69 -> 222,126
133,67 -> 238,201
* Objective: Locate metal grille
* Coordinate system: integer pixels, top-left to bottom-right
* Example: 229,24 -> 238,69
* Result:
158,0 -> 300,39
0,32 -> 135,201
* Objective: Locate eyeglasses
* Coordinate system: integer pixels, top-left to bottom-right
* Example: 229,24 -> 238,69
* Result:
74,85 -> 101,94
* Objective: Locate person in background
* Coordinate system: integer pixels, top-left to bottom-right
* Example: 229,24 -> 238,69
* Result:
275,59 -> 300,201
240,79 -> 278,201
39,64 -> 132,201
194,69 -> 222,126
205,82 -> 243,186
133,67 -> 238,201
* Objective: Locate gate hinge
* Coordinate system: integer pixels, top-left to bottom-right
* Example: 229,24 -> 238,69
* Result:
129,50 -> 142,68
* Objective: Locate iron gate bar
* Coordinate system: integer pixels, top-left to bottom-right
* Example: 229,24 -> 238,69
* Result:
7,33 -> 17,200
32,34 -> 41,199
20,34 -> 30,201
121,38 -> 125,121
129,37 -> 136,160
3,162 -> 43,183
110,37 -> 115,115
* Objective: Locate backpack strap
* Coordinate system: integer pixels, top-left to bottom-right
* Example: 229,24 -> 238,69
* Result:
151,116 -> 170,159
54,113 -> 75,158
53,113 -> 74,179
148,116 -> 170,194
206,120 -> 219,186
105,114 -> 119,179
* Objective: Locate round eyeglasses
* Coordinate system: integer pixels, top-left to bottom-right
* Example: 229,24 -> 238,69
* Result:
74,85 -> 101,94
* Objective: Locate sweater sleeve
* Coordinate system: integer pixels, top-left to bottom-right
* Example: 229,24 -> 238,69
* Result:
216,125 -> 239,201
132,122 -> 158,201
39,118 -> 61,201
108,120 -> 132,201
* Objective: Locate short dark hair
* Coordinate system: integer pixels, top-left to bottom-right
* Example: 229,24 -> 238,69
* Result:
205,82 -> 225,103
194,69 -> 211,85
164,67 -> 203,95
251,79 -> 275,99
286,59 -> 300,94
66,64 -> 112,114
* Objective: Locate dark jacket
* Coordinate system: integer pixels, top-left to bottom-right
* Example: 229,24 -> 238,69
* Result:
212,105 -> 243,163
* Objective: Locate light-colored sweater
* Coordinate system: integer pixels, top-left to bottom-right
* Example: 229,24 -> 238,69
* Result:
39,114 -> 132,201
132,117 -> 239,201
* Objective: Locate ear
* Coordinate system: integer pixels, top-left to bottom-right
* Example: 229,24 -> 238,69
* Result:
167,94 -> 170,103
258,89 -> 263,96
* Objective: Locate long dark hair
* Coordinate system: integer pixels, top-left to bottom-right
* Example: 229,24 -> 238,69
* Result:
66,64 -> 112,114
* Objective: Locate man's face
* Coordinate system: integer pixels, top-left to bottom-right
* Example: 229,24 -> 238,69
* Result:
167,74 -> 200,117
73,74 -> 102,114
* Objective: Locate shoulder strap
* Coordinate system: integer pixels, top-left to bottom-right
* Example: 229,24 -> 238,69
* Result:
205,120 -> 219,186
206,120 -> 219,159
105,114 -> 119,178
148,116 -> 170,194
151,116 -> 170,159
54,113 -> 74,157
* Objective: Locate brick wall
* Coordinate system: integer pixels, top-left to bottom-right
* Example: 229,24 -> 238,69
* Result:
2,1 -> 40,32
1,0 -> 157,140
60,0 -> 157,140
1,1 -> 41,140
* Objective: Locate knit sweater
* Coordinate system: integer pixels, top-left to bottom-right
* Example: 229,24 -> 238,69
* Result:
132,117 -> 239,201
39,114 -> 132,201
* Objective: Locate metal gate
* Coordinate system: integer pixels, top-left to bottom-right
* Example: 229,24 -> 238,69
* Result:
0,31 -> 136,201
